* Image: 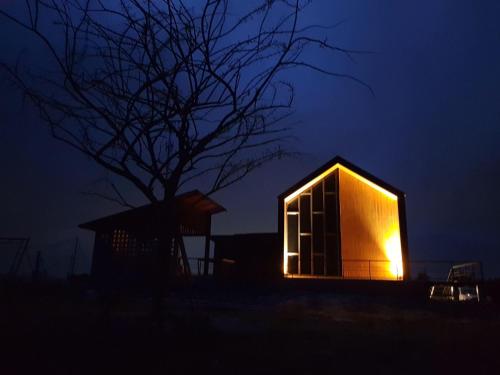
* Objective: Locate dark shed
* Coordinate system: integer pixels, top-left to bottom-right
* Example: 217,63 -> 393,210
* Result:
212,233 -> 280,281
79,190 -> 225,286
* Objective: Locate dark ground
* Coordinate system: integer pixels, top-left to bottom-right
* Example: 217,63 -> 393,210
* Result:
1,279 -> 500,375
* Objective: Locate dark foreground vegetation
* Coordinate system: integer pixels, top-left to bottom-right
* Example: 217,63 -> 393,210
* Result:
2,279 -> 500,375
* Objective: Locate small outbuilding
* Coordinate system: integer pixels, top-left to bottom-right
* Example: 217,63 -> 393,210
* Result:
278,156 -> 409,281
212,233 -> 280,281
79,190 -> 225,285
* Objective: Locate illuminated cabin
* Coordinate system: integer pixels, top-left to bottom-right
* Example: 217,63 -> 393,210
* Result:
79,190 -> 225,286
278,156 -> 409,281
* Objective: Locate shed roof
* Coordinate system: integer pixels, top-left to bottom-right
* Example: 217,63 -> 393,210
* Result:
79,190 -> 225,234
278,155 -> 405,201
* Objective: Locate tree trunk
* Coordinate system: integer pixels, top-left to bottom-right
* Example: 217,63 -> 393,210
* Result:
152,192 -> 177,327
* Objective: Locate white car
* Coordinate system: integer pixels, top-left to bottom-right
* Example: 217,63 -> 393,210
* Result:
429,284 -> 480,302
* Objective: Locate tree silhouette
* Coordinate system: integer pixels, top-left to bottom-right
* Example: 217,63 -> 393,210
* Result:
1,0 -> 366,205
1,0 -> 366,316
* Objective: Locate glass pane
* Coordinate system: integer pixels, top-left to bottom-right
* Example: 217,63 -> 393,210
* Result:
312,214 -> 324,254
287,198 -> 298,212
313,255 -> 324,276
325,174 -> 336,192
300,236 -> 311,274
325,194 -> 337,233
299,195 -> 311,233
287,215 -> 298,253
326,234 -> 341,276
312,182 -> 323,211
287,255 -> 298,274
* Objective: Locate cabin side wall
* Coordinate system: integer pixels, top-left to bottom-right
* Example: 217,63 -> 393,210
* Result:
213,234 -> 281,281
338,169 -> 403,280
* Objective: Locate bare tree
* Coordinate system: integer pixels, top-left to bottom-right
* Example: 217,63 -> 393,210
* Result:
1,0 -> 366,205
1,0 -> 366,315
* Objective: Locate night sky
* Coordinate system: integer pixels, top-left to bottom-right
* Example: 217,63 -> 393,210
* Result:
1,1 -> 500,277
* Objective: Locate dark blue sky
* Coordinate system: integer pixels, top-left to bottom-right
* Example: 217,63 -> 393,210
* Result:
1,1 -> 500,277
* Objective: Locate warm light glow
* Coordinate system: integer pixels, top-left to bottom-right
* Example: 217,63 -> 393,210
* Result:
284,164 -> 398,203
283,162 -> 402,280
339,165 -> 398,201
283,206 -> 288,274
385,231 -> 403,279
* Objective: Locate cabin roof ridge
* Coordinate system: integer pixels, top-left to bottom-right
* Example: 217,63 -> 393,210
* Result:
277,155 -> 405,200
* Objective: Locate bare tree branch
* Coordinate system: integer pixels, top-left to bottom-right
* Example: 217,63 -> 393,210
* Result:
1,0 -> 369,205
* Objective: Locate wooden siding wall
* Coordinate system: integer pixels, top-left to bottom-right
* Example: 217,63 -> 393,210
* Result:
338,169 -> 402,280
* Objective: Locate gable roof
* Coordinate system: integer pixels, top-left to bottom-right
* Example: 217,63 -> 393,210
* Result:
278,155 -> 405,201
79,190 -> 225,233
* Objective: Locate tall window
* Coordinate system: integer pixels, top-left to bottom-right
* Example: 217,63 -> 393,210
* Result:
285,170 -> 341,276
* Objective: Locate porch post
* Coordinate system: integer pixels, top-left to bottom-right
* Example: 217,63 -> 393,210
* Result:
203,215 -> 212,276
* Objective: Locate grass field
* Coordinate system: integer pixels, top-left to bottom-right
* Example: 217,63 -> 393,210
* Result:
2,281 -> 500,374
